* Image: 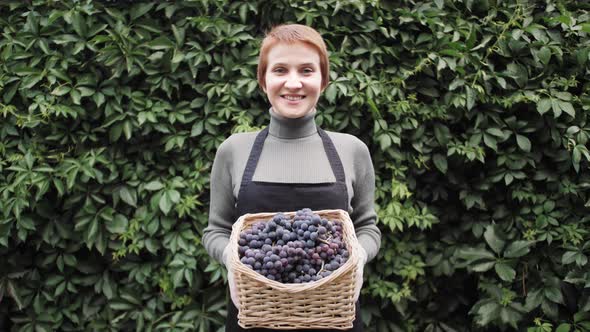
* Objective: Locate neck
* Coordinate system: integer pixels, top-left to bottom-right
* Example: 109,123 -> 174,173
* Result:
268,108 -> 318,139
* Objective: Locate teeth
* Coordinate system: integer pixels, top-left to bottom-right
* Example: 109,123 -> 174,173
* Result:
284,95 -> 303,101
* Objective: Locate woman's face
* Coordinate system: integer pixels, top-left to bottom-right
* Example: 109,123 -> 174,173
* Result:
263,41 -> 323,119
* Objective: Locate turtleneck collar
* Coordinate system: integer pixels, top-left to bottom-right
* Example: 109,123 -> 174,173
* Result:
268,108 -> 318,139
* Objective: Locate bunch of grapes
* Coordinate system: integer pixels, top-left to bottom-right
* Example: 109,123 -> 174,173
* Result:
237,208 -> 349,283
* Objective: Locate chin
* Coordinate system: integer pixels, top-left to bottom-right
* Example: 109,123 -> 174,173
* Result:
276,108 -> 313,119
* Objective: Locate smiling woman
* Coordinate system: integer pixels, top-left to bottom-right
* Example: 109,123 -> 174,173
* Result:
262,42 -> 323,119
202,24 -> 381,332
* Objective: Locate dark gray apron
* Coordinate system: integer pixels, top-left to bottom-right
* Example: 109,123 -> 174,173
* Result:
226,126 -> 363,331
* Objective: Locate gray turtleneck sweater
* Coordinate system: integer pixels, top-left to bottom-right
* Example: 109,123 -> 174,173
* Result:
203,109 -> 381,263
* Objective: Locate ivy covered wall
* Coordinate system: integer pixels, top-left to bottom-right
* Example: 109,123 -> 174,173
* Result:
1,0 -> 590,331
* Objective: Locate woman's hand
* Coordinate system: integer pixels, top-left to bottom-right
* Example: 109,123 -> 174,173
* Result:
223,245 -> 240,309
353,246 -> 367,302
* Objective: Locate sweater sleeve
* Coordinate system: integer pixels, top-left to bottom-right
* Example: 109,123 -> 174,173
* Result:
202,138 -> 236,263
350,140 -> 381,262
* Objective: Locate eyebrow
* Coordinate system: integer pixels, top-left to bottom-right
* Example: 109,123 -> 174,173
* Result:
271,62 -> 318,67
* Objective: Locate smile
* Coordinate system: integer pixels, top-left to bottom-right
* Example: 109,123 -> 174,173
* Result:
282,95 -> 305,101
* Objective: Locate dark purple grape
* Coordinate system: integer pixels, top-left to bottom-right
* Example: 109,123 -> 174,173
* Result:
238,209 -> 352,283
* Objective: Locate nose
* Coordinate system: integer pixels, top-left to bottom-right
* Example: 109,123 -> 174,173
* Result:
284,73 -> 303,89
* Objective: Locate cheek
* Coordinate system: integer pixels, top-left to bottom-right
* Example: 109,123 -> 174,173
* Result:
307,77 -> 323,94
265,76 -> 281,92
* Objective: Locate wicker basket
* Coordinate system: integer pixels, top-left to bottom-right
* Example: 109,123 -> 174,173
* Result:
227,209 -> 361,330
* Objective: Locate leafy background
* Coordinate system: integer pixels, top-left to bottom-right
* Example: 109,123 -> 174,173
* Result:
1,0 -> 590,331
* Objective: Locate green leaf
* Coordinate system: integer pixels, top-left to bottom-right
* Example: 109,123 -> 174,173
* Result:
544,287 -> 564,304
566,126 -> 580,135
471,261 -> 496,272
516,135 -> 531,152
167,190 -> 180,203
147,36 -> 175,50
537,46 -> 551,65
434,124 -> 451,145
486,128 -> 504,137
324,84 -> 337,103
123,120 -> 132,140
504,241 -> 534,258
466,86 -> 475,110
105,214 -> 128,234
525,289 -> 543,310
110,301 -> 134,310
475,302 -> 500,326
573,145 -> 582,172
506,62 -> 528,88
93,92 -> 105,107
456,247 -> 496,262
562,251 -> 577,265
495,263 -> 516,281
378,134 -> 391,151
71,12 -> 86,37
119,187 -> 137,207
498,306 -> 521,329
6,280 -> 23,310
556,323 -> 571,332
484,225 -> 506,254
102,273 -> 114,299
191,121 -> 204,137
130,2 -> 155,20
109,123 -> 123,142
537,98 -> 552,114
86,218 -> 98,243
51,85 -> 71,96
159,193 -> 172,215
551,98 -> 562,117
145,181 -> 164,191
21,73 -> 43,89
172,49 -> 185,63
432,154 -> 447,173
558,101 -> 575,117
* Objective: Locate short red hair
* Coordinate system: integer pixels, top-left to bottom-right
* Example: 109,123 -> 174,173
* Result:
257,24 -> 330,91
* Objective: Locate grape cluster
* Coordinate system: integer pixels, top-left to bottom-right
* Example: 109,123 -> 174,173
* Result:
238,208 -> 349,283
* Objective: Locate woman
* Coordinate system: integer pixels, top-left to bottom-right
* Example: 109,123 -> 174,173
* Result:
202,24 -> 381,332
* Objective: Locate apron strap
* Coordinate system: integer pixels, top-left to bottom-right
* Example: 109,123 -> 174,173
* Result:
317,128 -> 346,183
238,127 -> 269,200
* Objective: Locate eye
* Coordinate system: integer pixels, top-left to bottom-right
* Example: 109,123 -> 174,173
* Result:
273,67 -> 286,73
302,68 -> 314,74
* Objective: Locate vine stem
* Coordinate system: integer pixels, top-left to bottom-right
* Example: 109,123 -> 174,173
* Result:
471,4 -> 524,88
522,263 -> 528,296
